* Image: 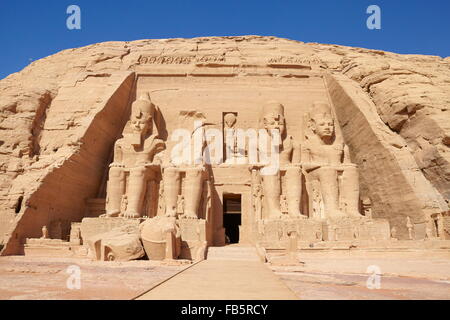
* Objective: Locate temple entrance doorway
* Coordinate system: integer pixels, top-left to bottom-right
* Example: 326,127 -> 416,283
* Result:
223,194 -> 242,244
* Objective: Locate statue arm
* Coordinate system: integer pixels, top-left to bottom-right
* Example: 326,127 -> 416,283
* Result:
343,144 -> 351,164
301,144 -> 320,172
301,144 -> 311,163
111,140 -> 124,166
292,140 -> 301,163
149,139 -> 166,162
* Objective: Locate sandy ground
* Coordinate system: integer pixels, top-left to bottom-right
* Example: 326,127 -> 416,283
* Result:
271,250 -> 450,300
138,259 -> 298,300
1,250 -> 449,300
0,256 -> 189,300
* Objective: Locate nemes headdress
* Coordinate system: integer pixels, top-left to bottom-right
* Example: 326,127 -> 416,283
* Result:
310,101 -> 332,120
259,101 -> 285,128
132,92 -> 155,117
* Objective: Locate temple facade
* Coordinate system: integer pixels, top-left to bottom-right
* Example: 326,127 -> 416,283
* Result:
1,37 -> 448,259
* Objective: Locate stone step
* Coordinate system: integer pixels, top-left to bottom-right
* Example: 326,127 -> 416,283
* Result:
206,246 -> 260,261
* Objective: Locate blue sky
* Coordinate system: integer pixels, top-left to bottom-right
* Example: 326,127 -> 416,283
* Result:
0,0 -> 449,79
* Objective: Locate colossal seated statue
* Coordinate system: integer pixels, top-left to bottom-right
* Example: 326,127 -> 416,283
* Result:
105,93 -> 165,218
161,110 -> 208,219
302,101 -> 362,220
257,101 -> 305,220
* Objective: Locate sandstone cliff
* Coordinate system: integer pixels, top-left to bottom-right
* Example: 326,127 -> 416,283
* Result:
0,36 -> 449,253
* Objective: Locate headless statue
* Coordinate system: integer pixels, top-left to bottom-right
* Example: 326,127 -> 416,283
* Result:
302,101 -> 362,219
162,111 -> 207,219
105,93 -> 165,218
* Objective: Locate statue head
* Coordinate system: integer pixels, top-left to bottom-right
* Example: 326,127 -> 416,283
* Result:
310,102 -> 335,141
130,93 -> 155,144
130,92 -> 155,139
261,101 -> 286,137
224,113 -> 237,128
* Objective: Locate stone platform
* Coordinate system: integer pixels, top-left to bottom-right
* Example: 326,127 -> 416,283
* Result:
257,217 -> 391,248
23,238 -> 88,258
178,219 -> 209,260
80,217 -> 141,243
322,218 -> 390,241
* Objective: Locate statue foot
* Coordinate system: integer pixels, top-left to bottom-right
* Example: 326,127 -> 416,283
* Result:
105,210 -> 120,217
165,213 -> 177,218
181,213 -> 198,219
327,210 -> 346,220
348,211 -> 364,219
269,209 -> 284,220
121,211 -> 140,219
288,211 -> 308,220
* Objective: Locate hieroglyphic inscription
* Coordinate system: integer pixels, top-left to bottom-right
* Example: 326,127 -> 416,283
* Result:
138,54 -> 226,65
268,55 -> 322,65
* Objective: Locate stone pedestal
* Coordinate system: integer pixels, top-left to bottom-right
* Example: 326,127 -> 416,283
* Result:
69,223 -> 82,245
178,219 -> 208,260
24,238 -> 73,257
257,219 -> 323,248
80,217 -> 141,243
322,218 -> 390,241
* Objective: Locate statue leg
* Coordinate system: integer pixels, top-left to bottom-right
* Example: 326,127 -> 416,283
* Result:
317,167 -> 345,219
262,170 -> 283,219
341,165 -> 362,218
124,166 -> 146,218
285,167 -> 307,219
183,167 -> 204,219
163,167 -> 180,217
105,166 -> 125,217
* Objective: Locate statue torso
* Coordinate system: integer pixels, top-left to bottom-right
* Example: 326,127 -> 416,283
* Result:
117,135 -> 164,167
306,141 -> 344,165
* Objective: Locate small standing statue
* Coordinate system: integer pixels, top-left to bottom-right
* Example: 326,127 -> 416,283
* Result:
361,197 -> 373,219
120,195 -> 128,214
280,195 -> 289,214
390,227 -> 398,240
41,225 -> 49,239
177,195 -> 185,214
406,216 -> 414,240
425,222 -> 433,240
223,113 -> 245,164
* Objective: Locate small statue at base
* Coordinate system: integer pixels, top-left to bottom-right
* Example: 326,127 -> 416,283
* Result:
41,225 -> 48,239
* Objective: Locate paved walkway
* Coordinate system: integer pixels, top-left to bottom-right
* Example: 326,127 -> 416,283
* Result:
136,246 -> 298,300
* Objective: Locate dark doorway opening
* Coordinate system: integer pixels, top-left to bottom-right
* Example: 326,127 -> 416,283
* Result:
223,194 -> 241,244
